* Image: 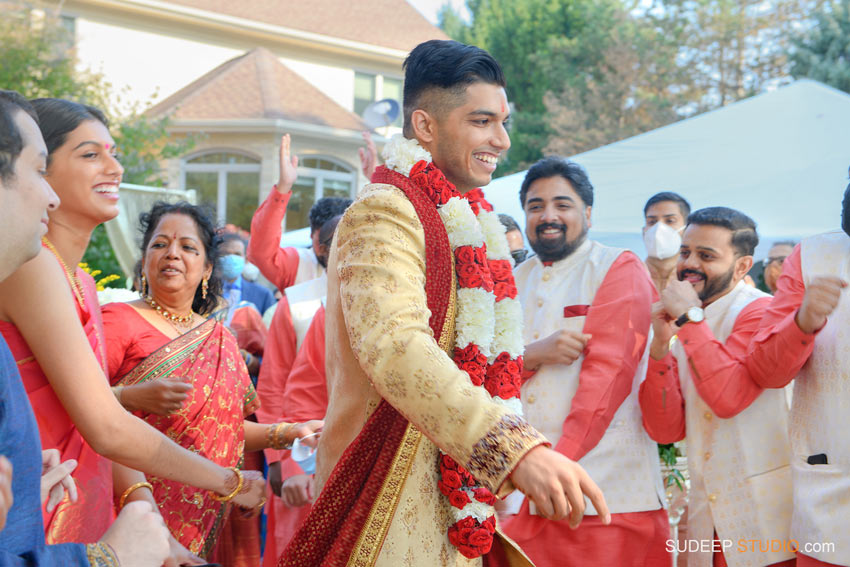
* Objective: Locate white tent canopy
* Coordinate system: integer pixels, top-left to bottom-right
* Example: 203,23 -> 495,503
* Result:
485,79 -> 850,258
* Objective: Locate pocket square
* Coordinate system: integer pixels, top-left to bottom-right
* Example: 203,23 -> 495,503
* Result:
563,305 -> 589,317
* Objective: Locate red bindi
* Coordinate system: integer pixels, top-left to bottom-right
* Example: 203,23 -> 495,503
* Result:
501,101 -> 506,113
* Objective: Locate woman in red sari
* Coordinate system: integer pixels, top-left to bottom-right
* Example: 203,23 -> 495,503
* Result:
0,99 -> 267,558
101,201 -> 321,560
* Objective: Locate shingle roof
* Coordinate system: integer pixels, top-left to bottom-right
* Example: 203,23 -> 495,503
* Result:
160,0 -> 448,51
148,48 -> 366,131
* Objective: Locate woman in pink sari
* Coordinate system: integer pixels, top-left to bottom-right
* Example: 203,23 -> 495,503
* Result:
102,201 -> 321,559
0,98 -> 267,560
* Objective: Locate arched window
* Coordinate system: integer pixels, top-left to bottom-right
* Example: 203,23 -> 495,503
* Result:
182,151 -> 261,230
286,156 -> 356,232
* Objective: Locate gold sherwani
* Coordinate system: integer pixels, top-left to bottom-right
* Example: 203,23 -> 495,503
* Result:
317,183 -> 545,567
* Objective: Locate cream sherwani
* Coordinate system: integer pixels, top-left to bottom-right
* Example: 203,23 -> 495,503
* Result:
317,184 -> 547,567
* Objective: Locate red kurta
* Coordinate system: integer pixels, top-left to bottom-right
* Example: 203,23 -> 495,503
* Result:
504,254 -> 670,567
262,307 -> 328,567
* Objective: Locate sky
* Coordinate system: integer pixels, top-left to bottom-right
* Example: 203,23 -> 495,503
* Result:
407,0 -> 468,24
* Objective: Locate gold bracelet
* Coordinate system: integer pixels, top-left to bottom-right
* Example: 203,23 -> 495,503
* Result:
268,422 -> 299,450
118,481 -> 153,509
210,467 -> 244,502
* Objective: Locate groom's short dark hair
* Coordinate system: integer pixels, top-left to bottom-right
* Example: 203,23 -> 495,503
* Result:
402,40 -> 505,137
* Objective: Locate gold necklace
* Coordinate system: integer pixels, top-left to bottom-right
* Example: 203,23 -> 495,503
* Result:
42,237 -> 86,308
143,295 -> 195,326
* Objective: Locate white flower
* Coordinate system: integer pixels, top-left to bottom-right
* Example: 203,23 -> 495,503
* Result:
477,210 -> 511,261
454,288 -> 495,356
439,197 -> 484,249
97,288 -> 140,305
491,395 -> 524,416
381,134 -> 432,177
453,499 -> 495,523
491,298 -> 524,360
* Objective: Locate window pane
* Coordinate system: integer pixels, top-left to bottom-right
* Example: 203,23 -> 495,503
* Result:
323,178 -> 352,199
225,171 -> 260,231
287,177 -> 316,232
354,72 -> 376,116
382,78 -> 403,127
185,171 -> 218,216
188,152 -> 259,165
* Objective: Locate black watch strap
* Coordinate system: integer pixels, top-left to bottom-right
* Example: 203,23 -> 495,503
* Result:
675,312 -> 690,327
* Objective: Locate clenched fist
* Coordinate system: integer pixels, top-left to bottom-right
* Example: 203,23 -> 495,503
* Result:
796,276 -> 846,334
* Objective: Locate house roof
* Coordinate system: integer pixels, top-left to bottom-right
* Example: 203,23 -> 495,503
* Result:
155,0 -> 448,52
148,47 -> 366,131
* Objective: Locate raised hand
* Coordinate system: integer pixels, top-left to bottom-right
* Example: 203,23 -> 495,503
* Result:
100,501 -> 171,567
358,130 -> 378,181
276,133 -> 299,193
660,279 -> 701,321
40,448 -> 77,512
121,380 -> 193,416
510,446 -> 609,528
649,301 -> 675,360
796,275 -> 847,334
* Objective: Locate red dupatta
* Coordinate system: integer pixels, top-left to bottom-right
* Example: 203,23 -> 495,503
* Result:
117,319 -> 259,556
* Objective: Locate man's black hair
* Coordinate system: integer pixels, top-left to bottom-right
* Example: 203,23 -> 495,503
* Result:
519,156 -> 594,208
498,213 -> 521,233
402,40 -> 505,136
0,90 -> 39,183
686,206 -> 759,257
644,191 -> 691,219
842,167 -> 850,238
308,197 -> 352,233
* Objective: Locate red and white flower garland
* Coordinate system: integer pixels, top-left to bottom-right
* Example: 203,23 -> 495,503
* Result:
382,135 -> 525,559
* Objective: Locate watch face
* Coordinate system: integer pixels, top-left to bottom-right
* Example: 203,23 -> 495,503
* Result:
687,306 -> 705,323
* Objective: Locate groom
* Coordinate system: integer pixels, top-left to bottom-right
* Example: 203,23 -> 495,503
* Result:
280,40 -> 608,567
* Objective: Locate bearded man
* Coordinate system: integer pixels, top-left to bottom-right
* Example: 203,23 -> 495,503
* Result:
279,40 -> 607,567
639,207 -> 802,567
502,156 -> 669,566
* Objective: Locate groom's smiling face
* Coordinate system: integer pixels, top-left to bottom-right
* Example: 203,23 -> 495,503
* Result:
420,82 -> 511,194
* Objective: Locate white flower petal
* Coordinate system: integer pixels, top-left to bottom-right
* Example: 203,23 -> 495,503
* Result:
454,288 -> 495,356
477,210 -> 511,261
439,197 -> 484,249
491,396 -> 524,416
381,134 -> 432,177
491,298 -> 524,359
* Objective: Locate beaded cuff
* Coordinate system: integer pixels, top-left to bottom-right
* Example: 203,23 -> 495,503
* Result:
86,542 -> 120,567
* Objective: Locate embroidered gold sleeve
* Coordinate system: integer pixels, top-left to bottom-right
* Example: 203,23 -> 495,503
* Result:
336,185 -> 546,493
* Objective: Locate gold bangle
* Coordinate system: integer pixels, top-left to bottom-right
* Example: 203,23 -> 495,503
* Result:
86,542 -> 120,567
118,481 -> 153,509
269,422 -> 299,450
210,467 -> 244,502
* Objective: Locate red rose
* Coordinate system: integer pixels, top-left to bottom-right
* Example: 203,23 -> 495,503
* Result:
442,469 -> 463,489
456,516 -> 476,530
410,160 -> 428,177
441,453 -> 457,470
474,247 -> 488,265
498,382 -> 519,399
449,490 -> 471,509
496,352 -> 512,363
468,528 -> 493,547
438,480 -> 453,497
455,246 -> 476,265
506,360 -> 520,376
473,487 -> 496,505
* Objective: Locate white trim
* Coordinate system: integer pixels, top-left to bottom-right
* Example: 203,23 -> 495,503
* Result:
165,118 -> 384,145
65,0 -> 410,63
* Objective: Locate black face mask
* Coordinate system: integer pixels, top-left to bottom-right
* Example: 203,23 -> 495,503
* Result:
511,249 -> 528,265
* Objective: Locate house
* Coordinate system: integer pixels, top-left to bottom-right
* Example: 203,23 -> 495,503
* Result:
60,0 -> 447,231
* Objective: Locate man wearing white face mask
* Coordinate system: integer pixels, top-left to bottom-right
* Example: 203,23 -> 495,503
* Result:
643,192 -> 690,293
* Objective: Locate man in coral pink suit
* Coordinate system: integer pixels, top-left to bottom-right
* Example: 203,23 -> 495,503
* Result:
503,156 -> 670,567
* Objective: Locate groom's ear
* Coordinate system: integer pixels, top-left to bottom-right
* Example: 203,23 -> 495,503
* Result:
410,108 -> 436,146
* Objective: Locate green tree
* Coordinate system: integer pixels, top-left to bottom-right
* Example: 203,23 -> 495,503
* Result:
440,0 -> 621,171
790,0 -> 850,93
1,1 -> 192,285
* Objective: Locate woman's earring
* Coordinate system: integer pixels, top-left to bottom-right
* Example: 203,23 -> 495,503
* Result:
140,274 -> 147,297
202,277 -> 208,300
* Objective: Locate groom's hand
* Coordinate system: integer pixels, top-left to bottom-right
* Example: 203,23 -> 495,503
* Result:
510,446 -> 609,529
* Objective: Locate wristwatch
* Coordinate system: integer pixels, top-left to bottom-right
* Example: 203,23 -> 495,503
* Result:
675,306 -> 705,327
